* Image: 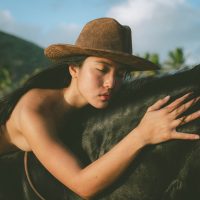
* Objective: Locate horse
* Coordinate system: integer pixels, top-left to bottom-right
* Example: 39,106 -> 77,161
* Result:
1,64 -> 200,200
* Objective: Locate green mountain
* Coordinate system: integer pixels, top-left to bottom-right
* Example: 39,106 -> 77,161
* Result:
0,31 -> 50,82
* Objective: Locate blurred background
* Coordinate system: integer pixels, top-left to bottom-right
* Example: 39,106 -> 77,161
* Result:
0,0 -> 200,96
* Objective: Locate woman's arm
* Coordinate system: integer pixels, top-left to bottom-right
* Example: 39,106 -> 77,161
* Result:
19,93 -> 200,199
19,106 -> 145,199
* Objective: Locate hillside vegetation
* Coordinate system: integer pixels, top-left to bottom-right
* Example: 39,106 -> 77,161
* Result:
0,31 -> 50,82
0,31 -> 50,96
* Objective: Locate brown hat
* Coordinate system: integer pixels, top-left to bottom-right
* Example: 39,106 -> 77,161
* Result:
44,18 -> 159,71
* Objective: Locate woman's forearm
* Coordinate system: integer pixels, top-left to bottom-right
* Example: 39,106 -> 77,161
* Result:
72,129 -> 145,199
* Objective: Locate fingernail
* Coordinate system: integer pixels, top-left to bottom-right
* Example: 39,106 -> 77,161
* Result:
164,95 -> 170,99
184,92 -> 193,97
184,93 -> 191,97
195,135 -> 200,139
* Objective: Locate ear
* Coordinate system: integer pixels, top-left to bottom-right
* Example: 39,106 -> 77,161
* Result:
68,65 -> 79,78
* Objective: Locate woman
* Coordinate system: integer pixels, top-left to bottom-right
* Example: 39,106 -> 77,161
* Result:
0,18 -> 200,199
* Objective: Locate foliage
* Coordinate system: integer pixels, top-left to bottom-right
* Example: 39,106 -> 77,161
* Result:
0,31 -> 50,97
0,67 -> 13,96
131,47 -> 190,78
0,31 -> 50,81
0,66 -> 43,97
164,48 -> 185,70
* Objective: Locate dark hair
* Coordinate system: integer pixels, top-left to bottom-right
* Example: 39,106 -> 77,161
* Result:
0,56 -> 88,128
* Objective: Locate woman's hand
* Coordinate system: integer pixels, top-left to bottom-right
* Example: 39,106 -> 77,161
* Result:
133,93 -> 200,146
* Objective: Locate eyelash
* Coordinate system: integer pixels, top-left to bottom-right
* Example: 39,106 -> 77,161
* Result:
96,68 -> 107,73
96,68 -> 125,78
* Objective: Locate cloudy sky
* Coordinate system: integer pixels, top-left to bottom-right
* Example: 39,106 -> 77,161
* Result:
0,0 -> 200,65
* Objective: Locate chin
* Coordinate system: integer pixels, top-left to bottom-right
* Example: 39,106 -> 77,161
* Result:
91,101 -> 109,109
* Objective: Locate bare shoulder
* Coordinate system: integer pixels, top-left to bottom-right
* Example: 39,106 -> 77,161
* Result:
10,88 -> 64,130
19,88 -> 61,111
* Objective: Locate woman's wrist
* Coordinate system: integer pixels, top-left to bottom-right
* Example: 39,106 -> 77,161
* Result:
129,128 -> 148,148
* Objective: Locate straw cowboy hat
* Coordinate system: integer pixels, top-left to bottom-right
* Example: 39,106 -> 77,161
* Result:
45,18 -> 159,71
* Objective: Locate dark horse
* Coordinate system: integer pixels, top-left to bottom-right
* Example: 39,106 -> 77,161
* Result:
0,65 -> 200,200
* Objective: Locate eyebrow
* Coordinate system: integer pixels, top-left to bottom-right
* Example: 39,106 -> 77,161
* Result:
94,61 -> 124,71
94,61 -> 112,66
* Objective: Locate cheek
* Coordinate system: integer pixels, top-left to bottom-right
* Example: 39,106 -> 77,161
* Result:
78,70 -> 103,94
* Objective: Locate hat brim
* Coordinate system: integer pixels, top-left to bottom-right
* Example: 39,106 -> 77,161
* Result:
44,44 -> 160,71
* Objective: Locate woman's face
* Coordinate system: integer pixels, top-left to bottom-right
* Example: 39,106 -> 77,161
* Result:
74,56 -> 126,109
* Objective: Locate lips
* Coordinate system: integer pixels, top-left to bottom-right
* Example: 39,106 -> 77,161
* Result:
99,93 -> 111,101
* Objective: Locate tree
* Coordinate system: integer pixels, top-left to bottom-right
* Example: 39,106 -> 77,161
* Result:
144,53 -> 161,67
0,67 -> 13,97
164,48 -> 185,70
131,52 -> 161,78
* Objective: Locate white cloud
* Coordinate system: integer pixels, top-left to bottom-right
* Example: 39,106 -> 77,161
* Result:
0,10 -> 43,46
106,0 -> 200,65
0,9 -> 13,21
0,10 -> 14,28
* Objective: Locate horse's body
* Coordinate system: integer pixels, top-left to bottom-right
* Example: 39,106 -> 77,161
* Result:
1,65 -> 200,200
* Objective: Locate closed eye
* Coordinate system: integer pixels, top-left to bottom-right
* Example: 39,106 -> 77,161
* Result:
96,68 -> 108,73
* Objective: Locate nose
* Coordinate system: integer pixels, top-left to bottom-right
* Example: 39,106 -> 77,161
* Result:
103,73 -> 116,89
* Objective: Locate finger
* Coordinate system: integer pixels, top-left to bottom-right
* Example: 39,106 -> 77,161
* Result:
147,96 -> 170,112
165,92 -> 192,113
172,131 -> 200,140
171,96 -> 200,117
173,110 -> 200,127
